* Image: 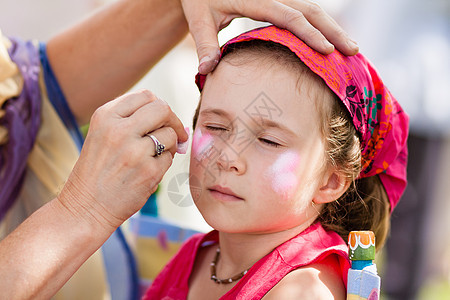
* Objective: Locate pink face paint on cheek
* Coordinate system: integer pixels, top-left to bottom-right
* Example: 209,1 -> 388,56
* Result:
192,129 -> 214,160
266,151 -> 300,200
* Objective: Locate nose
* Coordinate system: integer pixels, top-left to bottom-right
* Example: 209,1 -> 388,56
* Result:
216,145 -> 247,175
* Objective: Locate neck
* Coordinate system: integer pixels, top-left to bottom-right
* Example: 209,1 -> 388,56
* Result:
216,216 -> 317,277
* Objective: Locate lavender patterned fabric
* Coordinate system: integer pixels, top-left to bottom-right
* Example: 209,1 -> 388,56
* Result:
0,37 -> 41,221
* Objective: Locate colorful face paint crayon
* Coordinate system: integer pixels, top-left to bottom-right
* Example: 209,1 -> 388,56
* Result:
347,231 -> 380,300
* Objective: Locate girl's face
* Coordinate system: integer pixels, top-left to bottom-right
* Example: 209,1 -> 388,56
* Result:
190,57 -> 329,234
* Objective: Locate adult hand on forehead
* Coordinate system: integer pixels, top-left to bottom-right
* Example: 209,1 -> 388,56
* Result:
182,0 -> 359,74
58,90 -> 188,230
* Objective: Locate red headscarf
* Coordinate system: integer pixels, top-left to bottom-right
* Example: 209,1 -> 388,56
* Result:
196,26 -> 409,212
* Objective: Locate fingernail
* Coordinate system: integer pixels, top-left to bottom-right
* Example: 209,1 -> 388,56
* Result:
184,126 -> 191,138
199,54 -> 220,74
199,56 -> 212,74
322,40 -> 334,52
176,127 -> 191,154
199,63 -> 214,74
215,49 -> 221,61
347,40 -> 359,52
199,55 -> 211,66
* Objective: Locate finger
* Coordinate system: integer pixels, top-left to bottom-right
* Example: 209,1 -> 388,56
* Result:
129,99 -> 188,143
281,6 -> 336,54
237,1 -> 333,54
107,89 -> 157,117
145,127 -> 178,157
280,0 -> 359,55
141,150 -> 174,195
235,0 -> 358,55
186,11 -> 222,74
148,150 -> 174,182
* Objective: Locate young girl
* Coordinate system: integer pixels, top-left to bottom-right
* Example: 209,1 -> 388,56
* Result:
144,26 -> 408,299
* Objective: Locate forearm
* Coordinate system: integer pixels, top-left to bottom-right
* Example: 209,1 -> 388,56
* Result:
0,89 -> 188,299
47,0 -> 188,124
0,198 -> 114,299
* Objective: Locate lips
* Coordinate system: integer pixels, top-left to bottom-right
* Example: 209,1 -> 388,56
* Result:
208,185 -> 244,201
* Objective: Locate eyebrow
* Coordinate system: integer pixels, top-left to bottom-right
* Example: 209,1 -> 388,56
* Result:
257,117 -> 297,138
199,108 -> 233,119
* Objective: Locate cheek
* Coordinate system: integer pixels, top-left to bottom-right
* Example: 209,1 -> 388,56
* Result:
264,151 -> 300,200
190,129 -> 216,195
192,128 -> 214,160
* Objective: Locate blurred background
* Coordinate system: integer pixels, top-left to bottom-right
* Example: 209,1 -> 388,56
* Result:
1,0 -> 449,298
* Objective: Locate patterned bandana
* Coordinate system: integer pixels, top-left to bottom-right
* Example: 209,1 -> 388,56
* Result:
195,26 -> 409,211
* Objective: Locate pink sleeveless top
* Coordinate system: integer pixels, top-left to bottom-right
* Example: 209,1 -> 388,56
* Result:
143,222 -> 350,299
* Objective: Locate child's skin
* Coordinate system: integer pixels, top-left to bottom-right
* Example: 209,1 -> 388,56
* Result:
188,54 -> 349,299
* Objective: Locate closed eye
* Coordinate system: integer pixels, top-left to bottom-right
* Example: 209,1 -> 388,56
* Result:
259,138 -> 282,148
205,125 -> 228,132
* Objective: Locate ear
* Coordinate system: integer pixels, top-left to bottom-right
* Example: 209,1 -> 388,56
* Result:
314,170 -> 351,204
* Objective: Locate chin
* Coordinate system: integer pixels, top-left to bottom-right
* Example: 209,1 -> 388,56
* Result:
201,215 -> 241,233
202,216 -> 260,234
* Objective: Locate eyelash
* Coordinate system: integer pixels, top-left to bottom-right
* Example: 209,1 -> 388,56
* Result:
205,125 -> 227,132
259,137 -> 282,148
205,125 -> 282,148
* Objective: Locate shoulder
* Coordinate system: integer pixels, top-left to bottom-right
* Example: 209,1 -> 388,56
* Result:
145,233 -> 210,297
170,232 -> 209,262
153,232 -> 208,277
263,255 -> 346,300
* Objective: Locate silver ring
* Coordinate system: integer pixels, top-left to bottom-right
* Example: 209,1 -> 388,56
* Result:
147,134 -> 165,156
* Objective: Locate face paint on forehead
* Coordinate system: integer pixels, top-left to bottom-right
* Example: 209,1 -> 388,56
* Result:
192,128 -> 214,160
265,151 -> 300,200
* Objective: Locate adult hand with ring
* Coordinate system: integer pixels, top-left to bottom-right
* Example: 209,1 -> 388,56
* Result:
0,89 -> 188,299
59,89 -> 188,230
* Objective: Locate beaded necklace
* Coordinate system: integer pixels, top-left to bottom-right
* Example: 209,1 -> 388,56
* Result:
210,247 -> 249,284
